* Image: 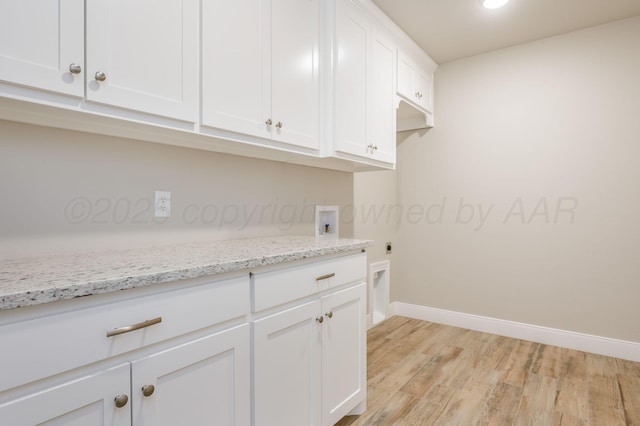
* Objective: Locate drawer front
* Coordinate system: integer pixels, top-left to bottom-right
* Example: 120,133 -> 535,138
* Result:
252,253 -> 366,312
0,276 -> 249,393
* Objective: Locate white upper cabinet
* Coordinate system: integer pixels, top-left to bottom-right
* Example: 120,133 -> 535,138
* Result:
397,51 -> 433,113
0,0 -> 435,171
333,0 -> 396,167
85,0 -> 198,121
202,0 -> 320,151
333,0 -> 370,159
270,0 -> 320,150
0,0 -> 84,97
369,29 -> 396,164
201,0 -> 266,140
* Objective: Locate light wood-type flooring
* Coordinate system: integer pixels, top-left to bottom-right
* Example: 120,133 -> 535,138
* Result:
336,316 -> 640,426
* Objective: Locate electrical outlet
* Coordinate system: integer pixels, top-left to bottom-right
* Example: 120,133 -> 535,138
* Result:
155,191 -> 171,218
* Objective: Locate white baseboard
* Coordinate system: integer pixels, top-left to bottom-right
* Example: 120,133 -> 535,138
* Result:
389,302 -> 640,363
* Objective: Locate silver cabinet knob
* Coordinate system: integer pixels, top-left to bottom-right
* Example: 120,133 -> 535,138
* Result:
142,385 -> 155,397
275,122 -> 283,129
316,316 -> 324,323
265,118 -> 272,126
69,63 -> 82,74
95,71 -> 107,82
325,311 -> 333,319
114,394 -> 129,408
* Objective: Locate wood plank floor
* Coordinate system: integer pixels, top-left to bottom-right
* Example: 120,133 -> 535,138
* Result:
336,316 -> 640,426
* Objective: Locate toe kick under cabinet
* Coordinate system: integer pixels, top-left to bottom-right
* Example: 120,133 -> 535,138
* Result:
0,251 -> 367,426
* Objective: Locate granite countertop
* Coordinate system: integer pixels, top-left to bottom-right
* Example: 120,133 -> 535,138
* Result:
0,236 -> 372,311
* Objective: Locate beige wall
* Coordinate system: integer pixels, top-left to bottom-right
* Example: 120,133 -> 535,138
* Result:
0,120 -> 353,258
395,17 -> 640,342
353,170 -> 396,267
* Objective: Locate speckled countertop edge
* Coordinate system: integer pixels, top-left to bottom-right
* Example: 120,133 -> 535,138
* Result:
0,236 -> 373,310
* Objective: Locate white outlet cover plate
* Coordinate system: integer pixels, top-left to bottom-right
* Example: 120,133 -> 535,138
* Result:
155,190 -> 171,218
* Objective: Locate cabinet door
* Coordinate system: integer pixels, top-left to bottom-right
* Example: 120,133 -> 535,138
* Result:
253,300 -> 322,426
0,363 -> 131,426
0,0 -> 84,97
271,0 -> 320,150
321,283 -> 366,426
85,0 -> 198,121
397,52 -> 433,114
131,325 -> 250,426
370,29 -> 396,164
271,0 -> 320,149
396,53 -> 415,103
415,71 -> 433,113
201,0 -> 270,139
333,0 -> 371,158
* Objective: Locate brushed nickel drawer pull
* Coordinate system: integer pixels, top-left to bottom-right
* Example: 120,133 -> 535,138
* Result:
316,273 -> 335,282
107,317 -> 162,337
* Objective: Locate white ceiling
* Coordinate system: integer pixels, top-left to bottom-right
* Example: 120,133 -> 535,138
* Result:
371,0 -> 640,63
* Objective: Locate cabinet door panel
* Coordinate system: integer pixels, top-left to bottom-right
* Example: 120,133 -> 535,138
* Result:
370,30 -> 396,164
322,283 -> 366,426
131,325 -> 250,426
0,363 -> 131,426
334,0 -> 370,157
86,0 -> 198,121
396,54 -> 414,102
201,0 -> 270,138
271,0 -> 320,150
0,0 -> 84,96
253,300 -> 322,426
416,71 -> 433,112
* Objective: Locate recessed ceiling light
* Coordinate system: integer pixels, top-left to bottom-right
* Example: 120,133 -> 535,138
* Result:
483,0 -> 510,9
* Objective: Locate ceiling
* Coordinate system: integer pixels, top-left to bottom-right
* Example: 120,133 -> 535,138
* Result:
371,0 -> 640,63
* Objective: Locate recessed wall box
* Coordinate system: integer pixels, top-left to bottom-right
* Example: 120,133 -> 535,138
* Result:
315,206 -> 339,240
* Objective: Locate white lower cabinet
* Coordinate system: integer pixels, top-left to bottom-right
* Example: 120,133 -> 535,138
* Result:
252,254 -> 367,426
0,276 -> 251,426
253,300 -> 322,426
321,284 -> 367,426
0,363 -> 131,426
0,325 -> 250,426
131,324 -> 250,426
0,253 -> 367,425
